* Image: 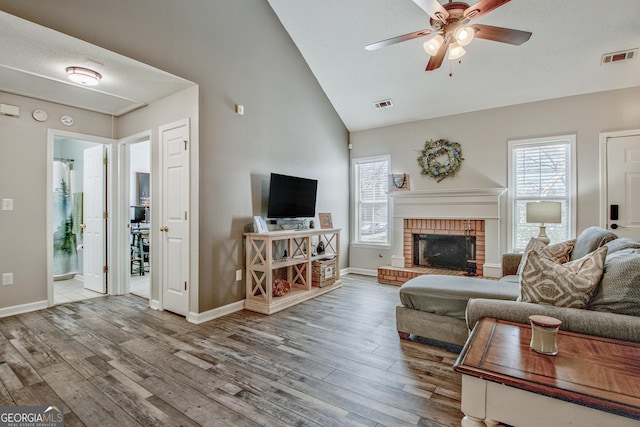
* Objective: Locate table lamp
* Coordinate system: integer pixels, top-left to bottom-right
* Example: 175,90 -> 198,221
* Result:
526,201 -> 561,244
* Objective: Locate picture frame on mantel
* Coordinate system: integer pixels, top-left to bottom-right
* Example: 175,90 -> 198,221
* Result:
318,212 -> 333,229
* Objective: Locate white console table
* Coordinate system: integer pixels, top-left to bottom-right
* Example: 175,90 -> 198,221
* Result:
244,228 -> 341,315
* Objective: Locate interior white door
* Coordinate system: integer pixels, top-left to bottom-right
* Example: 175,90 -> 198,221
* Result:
83,145 -> 107,293
160,120 -> 190,316
606,132 -> 640,240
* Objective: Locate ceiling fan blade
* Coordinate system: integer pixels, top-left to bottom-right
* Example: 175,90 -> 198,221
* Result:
426,38 -> 450,71
413,0 -> 449,21
365,29 -> 434,51
464,0 -> 510,20
472,24 -> 532,45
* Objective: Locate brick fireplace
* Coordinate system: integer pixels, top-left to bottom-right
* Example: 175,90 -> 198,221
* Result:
378,188 -> 505,286
404,218 -> 485,275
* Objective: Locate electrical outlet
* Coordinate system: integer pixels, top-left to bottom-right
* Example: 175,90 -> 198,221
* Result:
235,270 -> 242,281
2,273 -> 13,286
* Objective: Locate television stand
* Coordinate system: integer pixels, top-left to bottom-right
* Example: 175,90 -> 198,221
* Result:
244,228 -> 341,315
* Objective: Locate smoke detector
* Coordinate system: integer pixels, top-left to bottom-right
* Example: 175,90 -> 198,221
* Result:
601,48 -> 637,65
374,99 -> 393,109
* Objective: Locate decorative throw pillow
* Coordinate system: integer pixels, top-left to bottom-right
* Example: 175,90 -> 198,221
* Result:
520,246 -> 608,309
542,239 -> 576,264
604,237 -> 640,255
516,238 -> 547,276
571,226 -> 617,260
588,248 -> 640,316
516,238 -> 576,276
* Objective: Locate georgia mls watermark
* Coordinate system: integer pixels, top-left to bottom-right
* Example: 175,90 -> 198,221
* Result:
0,406 -> 64,427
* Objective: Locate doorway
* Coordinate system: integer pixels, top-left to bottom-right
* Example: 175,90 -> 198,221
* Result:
49,132 -> 113,305
600,129 -> 640,240
128,138 -> 151,299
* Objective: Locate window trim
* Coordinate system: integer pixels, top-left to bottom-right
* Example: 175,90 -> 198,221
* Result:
507,135 -> 577,252
351,154 -> 391,246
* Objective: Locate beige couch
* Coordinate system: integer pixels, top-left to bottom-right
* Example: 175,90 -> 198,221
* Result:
397,227 -> 640,347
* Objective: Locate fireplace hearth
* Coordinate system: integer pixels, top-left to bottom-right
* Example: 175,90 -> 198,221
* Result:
413,234 -> 477,275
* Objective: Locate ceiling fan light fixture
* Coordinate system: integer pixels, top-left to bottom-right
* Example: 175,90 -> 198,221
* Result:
65,66 -> 102,86
423,35 -> 444,56
448,43 -> 466,60
454,27 -> 475,47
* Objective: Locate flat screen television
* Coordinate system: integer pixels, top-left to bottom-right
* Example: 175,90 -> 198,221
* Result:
267,173 -> 318,218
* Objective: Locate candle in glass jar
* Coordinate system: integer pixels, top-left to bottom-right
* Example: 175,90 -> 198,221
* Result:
529,315 -> 562,355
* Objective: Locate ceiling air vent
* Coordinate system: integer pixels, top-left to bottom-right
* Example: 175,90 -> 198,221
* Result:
374,99 -> 393,109
601,48 -> 638,65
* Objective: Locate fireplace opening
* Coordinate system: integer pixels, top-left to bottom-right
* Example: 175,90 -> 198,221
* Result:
413,234 -> 477,275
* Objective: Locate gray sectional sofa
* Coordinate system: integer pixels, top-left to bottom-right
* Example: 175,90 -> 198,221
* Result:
396,227 -> 640,347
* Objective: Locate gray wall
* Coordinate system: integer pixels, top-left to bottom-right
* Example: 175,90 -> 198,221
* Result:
0,1 -> 350,313
349,87 -> 640,271
0,92 -> 113,308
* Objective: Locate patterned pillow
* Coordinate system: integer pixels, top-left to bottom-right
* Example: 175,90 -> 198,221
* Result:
516,238 -> 576,276
588,248 -> 640,316
516,238 -> 547,276
520,246 -> 608,309
542,239 -> 576,264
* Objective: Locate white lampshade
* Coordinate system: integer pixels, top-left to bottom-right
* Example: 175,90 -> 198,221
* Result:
448,43 -> 466,60
423,35 -> 444,56
66,66 -> 102,86
526,201 -> 562,224
454,26 -> 475,47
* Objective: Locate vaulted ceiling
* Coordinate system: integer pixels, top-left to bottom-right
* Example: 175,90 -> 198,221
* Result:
267,0 -> 640,131
2,2 -> 639,130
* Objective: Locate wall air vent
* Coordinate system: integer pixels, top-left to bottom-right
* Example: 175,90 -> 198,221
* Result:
601,48 -> 638,65
374,99 -> 393,109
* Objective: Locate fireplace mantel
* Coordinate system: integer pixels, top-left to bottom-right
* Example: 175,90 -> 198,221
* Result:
390,188 -> 506,277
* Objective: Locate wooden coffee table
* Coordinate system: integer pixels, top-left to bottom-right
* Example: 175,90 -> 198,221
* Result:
453,317 -> 640,427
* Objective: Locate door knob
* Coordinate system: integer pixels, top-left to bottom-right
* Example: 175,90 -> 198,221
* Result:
611,224 -> 618,230
160,226 -> 169,232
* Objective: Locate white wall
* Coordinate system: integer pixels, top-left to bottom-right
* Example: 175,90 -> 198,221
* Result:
0,2 -> 350,313
129,140 -> 150,207
0,92 -> 113,309
349,87 -> 640,272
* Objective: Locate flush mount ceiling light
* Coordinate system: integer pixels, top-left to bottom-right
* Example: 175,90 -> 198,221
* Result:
65,66 -> 102,86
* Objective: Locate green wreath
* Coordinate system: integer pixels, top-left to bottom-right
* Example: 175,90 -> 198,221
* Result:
417,138 -> 464,183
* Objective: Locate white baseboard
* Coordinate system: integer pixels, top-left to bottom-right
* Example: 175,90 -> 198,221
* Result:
0,300 -> 48,318
150,299 -> 160,310
343,267 -> 377,277
187,300 -> 245,324
483,263 -> 502,278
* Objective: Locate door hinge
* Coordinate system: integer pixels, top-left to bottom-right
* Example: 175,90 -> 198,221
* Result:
103,156 -> 108,165
103,211 -> 108,219
103,266 -> 109,273
185,211 -> 188,220
184,140 -> 188,151
184,281 -> 187,291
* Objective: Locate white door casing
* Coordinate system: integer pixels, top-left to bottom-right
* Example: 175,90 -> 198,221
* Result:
160,119 -> 190,316
83,145 -> 107,293
601,130 -> 640,240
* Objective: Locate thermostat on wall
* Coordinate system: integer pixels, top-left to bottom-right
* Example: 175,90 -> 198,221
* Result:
61,115 -> 74,126
32,109 -> 48,122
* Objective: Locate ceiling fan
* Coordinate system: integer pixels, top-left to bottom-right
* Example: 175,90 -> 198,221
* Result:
365,0 -> 532,71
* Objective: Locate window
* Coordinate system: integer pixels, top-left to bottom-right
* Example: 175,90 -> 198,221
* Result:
508,136 -> 576,252
353,155 -> 389,244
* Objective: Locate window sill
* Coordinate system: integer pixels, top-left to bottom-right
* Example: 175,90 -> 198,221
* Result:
350,242 -> 391,249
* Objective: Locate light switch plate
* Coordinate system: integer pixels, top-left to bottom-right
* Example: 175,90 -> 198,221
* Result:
235,270 -> 242,281
2,273 -> 13,286
2,199 -> 13,211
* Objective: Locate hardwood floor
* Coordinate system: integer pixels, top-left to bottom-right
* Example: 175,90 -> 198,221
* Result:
0,274 -> 464,426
